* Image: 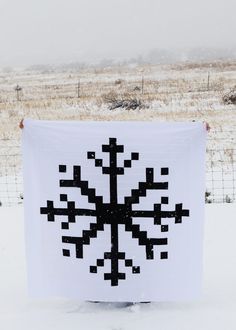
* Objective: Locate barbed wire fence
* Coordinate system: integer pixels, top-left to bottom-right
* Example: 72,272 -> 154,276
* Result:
0,130 -> 235,207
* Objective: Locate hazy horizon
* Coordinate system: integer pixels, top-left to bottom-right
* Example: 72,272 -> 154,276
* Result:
0,0 -> 236,67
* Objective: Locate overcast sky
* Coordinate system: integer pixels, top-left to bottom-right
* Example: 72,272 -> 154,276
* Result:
0,0 -> 235,66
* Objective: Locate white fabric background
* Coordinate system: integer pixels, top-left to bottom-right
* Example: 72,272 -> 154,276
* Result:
22,120 -> 206,302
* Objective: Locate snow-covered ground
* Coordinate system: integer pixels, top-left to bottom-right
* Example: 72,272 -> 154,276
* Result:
0,204 -> 236,330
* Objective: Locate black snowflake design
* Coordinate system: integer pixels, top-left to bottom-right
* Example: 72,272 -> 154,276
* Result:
40,138 -> 190,286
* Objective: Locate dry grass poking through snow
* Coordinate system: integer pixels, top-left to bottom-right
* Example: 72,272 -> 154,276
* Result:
0,60 -> 235,150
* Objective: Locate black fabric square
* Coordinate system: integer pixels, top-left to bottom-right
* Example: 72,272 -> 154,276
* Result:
90,266 -> 97,273
160,252 -> 168,259
102,167 -> 110,174
117,168 -> 124,175
132,266 -> 140,274
118,252 -> 125,259
161,197 -> 168,204
97,259 -> 104,267
61,222 -> 69,230
131,152 -> 139,160
60,194 -> 67,201
125,259 -> 133,267
161,225 -> 169,232
109,138 -> 116,144
119,273 -> 126,280
161,167 -> 169,175
95,159 -> 103,167
62,249 -> 70,257
87,152 -> 95,159
124,160 -> 132,168
59,165 -> 66,172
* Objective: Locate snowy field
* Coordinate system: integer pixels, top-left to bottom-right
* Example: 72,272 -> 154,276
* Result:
0,204 -> 236,330
0,60 -> 236,142
0,60 -> 235,205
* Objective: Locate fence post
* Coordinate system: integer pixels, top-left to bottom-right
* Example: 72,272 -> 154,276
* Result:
207,72 -> 210,91
77,79 -> 80,98
141,76 -> 144,94
15,85 -> 22,101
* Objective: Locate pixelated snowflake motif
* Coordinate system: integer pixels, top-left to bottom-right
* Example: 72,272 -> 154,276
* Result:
40,138 -> 190,286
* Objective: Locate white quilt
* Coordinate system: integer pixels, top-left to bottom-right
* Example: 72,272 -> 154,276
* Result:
22,119 -> 206,302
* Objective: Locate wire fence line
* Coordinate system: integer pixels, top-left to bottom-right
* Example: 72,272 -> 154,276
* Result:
0,140 -> 22,206
206,148 -> 235,203
0,75 -> 227,103
0,130 -> 235,206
